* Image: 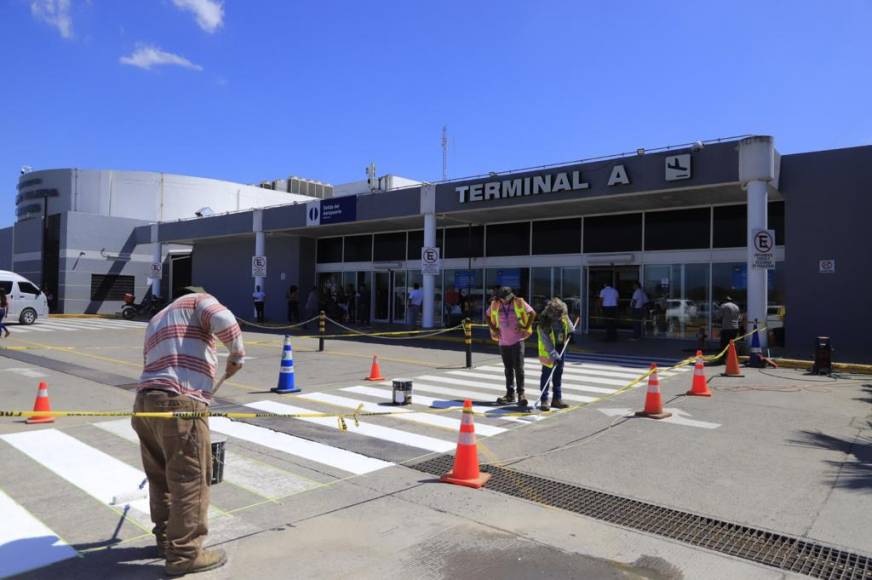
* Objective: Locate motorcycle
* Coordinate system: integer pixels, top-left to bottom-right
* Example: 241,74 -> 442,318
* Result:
121,293 -> 164,321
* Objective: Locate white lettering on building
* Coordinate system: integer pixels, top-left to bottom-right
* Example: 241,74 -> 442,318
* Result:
607,164 -> 630,186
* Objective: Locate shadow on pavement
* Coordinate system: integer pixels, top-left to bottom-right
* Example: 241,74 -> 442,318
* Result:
19,545 -> 164,580
789,430 -> 872,491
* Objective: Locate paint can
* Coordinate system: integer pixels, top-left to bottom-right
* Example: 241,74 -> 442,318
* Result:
210,434 -> 227,485
392,379 -> 412,405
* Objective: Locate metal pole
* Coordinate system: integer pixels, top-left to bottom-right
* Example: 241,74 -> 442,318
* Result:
319,310 -> 326,352
41,194 -> 48,290
464,317 -> 472,368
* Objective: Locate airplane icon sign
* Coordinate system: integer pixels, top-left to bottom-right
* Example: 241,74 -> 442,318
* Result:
665,154 -> 692,181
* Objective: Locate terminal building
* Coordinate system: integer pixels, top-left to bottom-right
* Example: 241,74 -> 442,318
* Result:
2,135 -> 870,362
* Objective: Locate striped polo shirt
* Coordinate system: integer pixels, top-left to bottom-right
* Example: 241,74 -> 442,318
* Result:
138,293 -> 245,404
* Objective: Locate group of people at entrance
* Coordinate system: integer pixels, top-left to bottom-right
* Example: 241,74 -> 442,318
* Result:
486,286 -> 574,412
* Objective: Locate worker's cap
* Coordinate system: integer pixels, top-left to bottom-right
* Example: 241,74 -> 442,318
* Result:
497,286 -> 514,300
724,295 -> 733,302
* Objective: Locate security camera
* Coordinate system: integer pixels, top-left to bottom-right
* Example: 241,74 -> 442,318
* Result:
691,141 -> 704,152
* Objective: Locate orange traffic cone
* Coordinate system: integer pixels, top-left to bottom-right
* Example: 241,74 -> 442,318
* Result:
364,355 -> 385,381
441,400 -> 491,489
635,364 -> 672,420
686,350 -> 712,397
26,381 -> 54,424
721,340 -> 744,377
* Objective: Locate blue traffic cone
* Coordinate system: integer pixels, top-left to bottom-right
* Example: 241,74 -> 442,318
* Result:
272,336 -> 300,393
747,321 -> 764,368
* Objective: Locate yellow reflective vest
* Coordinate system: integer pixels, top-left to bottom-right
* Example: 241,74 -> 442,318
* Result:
538,316 -> 572,367
488,298 -> 532,342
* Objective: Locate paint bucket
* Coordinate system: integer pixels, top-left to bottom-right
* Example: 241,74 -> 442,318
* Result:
392,379 -> 412,405
210,434 -> 227,485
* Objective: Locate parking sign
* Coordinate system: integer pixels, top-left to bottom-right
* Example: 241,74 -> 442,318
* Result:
421,247 -> 440,275
252,256 -> 267,278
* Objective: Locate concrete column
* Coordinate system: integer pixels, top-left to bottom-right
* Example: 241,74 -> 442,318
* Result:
421,184 -> 437,329
738,136 -> 777,348
150,223 -> 161,298
253,210 -> 265,292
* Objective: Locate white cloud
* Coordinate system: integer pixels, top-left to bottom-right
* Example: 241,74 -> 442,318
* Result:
30,0 -> 73,39
171,0 -> 224,33
119,45 -> 203,71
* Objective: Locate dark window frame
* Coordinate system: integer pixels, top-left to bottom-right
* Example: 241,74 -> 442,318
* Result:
583,213 -> 643,253
486,221 -> 531,257
532,218 -> 582,255
644,207 -> 711,251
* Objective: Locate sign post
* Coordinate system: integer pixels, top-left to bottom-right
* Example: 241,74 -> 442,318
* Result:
150,262 -> 162,279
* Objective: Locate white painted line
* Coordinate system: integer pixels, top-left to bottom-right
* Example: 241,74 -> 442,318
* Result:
568,355 -> 690,371
0,367 -> 47,379
28,322 -> 77,332
387,383 -> 551,420
16,325 -> 52,332
597,408 -> 720,429
449,370 -> 620,395
416,374 -> 605,401
246,400 -> 455,453
0,488 -> 78,578
93,420 -> 315,499
300,391 -> 507,436
209,417 -> 391,475
412,381 -> 598,405
0,429 -> 152,521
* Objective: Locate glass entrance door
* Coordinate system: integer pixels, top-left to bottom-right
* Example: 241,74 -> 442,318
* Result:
373,270 -> 407,324
586,266 -> 640,332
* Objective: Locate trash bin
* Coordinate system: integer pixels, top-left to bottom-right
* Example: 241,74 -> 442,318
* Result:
392,379 -> 412,405
210,434 -> 227,485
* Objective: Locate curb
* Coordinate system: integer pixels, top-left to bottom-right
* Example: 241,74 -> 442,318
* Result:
769,357 -> 872,375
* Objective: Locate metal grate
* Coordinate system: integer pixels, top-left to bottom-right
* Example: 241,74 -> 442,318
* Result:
413,456 -> 872,580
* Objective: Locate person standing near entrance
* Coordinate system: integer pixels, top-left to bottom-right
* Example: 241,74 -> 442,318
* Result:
599,282 -> 620,341
537,298 -> 572,411
630,282 -> 648,340
252,285 -> 266,323
286,285 -> 299,324
487,286 -> 535,408
718,296 -> 741,354
408,283 -> 423,328
132,288 -> 245,575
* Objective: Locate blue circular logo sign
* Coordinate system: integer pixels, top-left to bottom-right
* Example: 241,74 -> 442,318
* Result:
308,206 -> 319,222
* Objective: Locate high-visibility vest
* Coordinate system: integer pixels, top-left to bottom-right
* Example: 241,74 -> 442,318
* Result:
488,298 -> 531,341
538,316 -> 572,367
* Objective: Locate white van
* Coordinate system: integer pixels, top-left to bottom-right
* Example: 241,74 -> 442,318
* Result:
0,271 -> 50,325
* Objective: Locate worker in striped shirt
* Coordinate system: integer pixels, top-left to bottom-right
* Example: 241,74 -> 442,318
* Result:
131,287 -> 245,576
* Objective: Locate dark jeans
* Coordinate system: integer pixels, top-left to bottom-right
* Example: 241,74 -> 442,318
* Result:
500,341 -> 525,394
287,301 -> 299,324
254,301 -> 264,323
604,306 -> 618,340
540,360 -> 564,401
632,308 -> 644,339
720,328 -> 739,352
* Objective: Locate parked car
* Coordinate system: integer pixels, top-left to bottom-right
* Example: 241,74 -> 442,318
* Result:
665,299 -> 698,322
766,305 -> 785,329
0,270 -> 50,325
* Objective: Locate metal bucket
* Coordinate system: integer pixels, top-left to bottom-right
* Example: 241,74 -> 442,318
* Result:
210,434 -> 227,485
392,379 -> 412,405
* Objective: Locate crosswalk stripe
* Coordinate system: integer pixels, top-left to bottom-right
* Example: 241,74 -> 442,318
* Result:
542,364 -> 650,380
94,420 -> 316,499
566,353 -> 688,370
411,381 -> 599,404
343,385 -> 538,425
451,370 -> 620,394
209,417 -> 392,476
29,322 -> 77,331
377,383 -> 549,422
416,374 -> 606,400
0,488 -> 78,577
298,392 -> 507,437
0,429 -> 152,522
246,400 -> 455,453
15,325 -> 52,332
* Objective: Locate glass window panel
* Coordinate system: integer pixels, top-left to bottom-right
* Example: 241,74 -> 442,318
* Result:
560,267 -> 582,322
373,232 -> 407,261
355,272 -> 372,324
532,219 -> 581,255
407,229 -> 443,261
445,269 -> 483,322
767,264 -> 785,346
644,208 -> 710,250
444,226 -> 484,259
711,262 -> 747,345
769,201 -> 785,245
486,268 -> 530,305
486,222 -> 530,257
343,235 -> 372,262
583,213 -> 642,253
713,205 -> 746,248
316,237 -> 343,263
392,270 -> 406,324
530,267 -> 552,312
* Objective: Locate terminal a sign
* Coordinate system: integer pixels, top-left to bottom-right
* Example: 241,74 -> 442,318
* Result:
306,196 -> 357,226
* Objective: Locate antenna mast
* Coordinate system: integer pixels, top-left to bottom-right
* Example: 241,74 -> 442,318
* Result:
441,125 -> 448,181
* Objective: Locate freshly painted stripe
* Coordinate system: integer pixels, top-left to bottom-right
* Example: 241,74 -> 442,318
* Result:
246,400 -> 455,453
17,325 -> 52,332
411,381 -> 598,404
566,354 -> 688,369
476,364 -> 647,380
0,429 -> 152,518
93,420 -> 315,499
449,370 -> 620,394
28,322 -> 77,332
300,391 -> 506,437
342,383 -> 540,426
209,417 -> 391,475
0,488 -> 78,578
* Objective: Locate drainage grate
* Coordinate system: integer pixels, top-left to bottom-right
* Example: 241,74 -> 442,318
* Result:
413,456 -> 872,580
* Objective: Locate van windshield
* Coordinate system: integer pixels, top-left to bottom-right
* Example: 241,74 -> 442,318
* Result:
18,282 -> 40,295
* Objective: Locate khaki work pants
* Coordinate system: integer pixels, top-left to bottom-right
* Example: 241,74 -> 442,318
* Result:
131,390 -> 211,566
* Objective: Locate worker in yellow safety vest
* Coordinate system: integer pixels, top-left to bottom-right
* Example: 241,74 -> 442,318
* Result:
486,286 -> 535,407
537,298 -> 573,411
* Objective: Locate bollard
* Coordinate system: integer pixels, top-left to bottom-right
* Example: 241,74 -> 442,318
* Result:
319,310 -> 326,352
463,318 -> 472,369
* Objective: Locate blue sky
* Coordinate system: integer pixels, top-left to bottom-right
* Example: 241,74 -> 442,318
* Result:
1,0 -> 871,227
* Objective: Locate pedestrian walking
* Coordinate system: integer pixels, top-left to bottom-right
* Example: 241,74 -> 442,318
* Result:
599,282 -> 619,341
630,282 -> 648,340
487,286 -> 535,408
0,289 -> 10,338
537,298 -> 573,411
408,283 -> 423,328
131,287 -> 245,576
252,285 -> 266,323
718,295 -> 741,354
305,285 -> 320,329
286,285 -> 299,324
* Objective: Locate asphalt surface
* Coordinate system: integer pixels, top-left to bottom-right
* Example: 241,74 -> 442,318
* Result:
0,317 -> 869,579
